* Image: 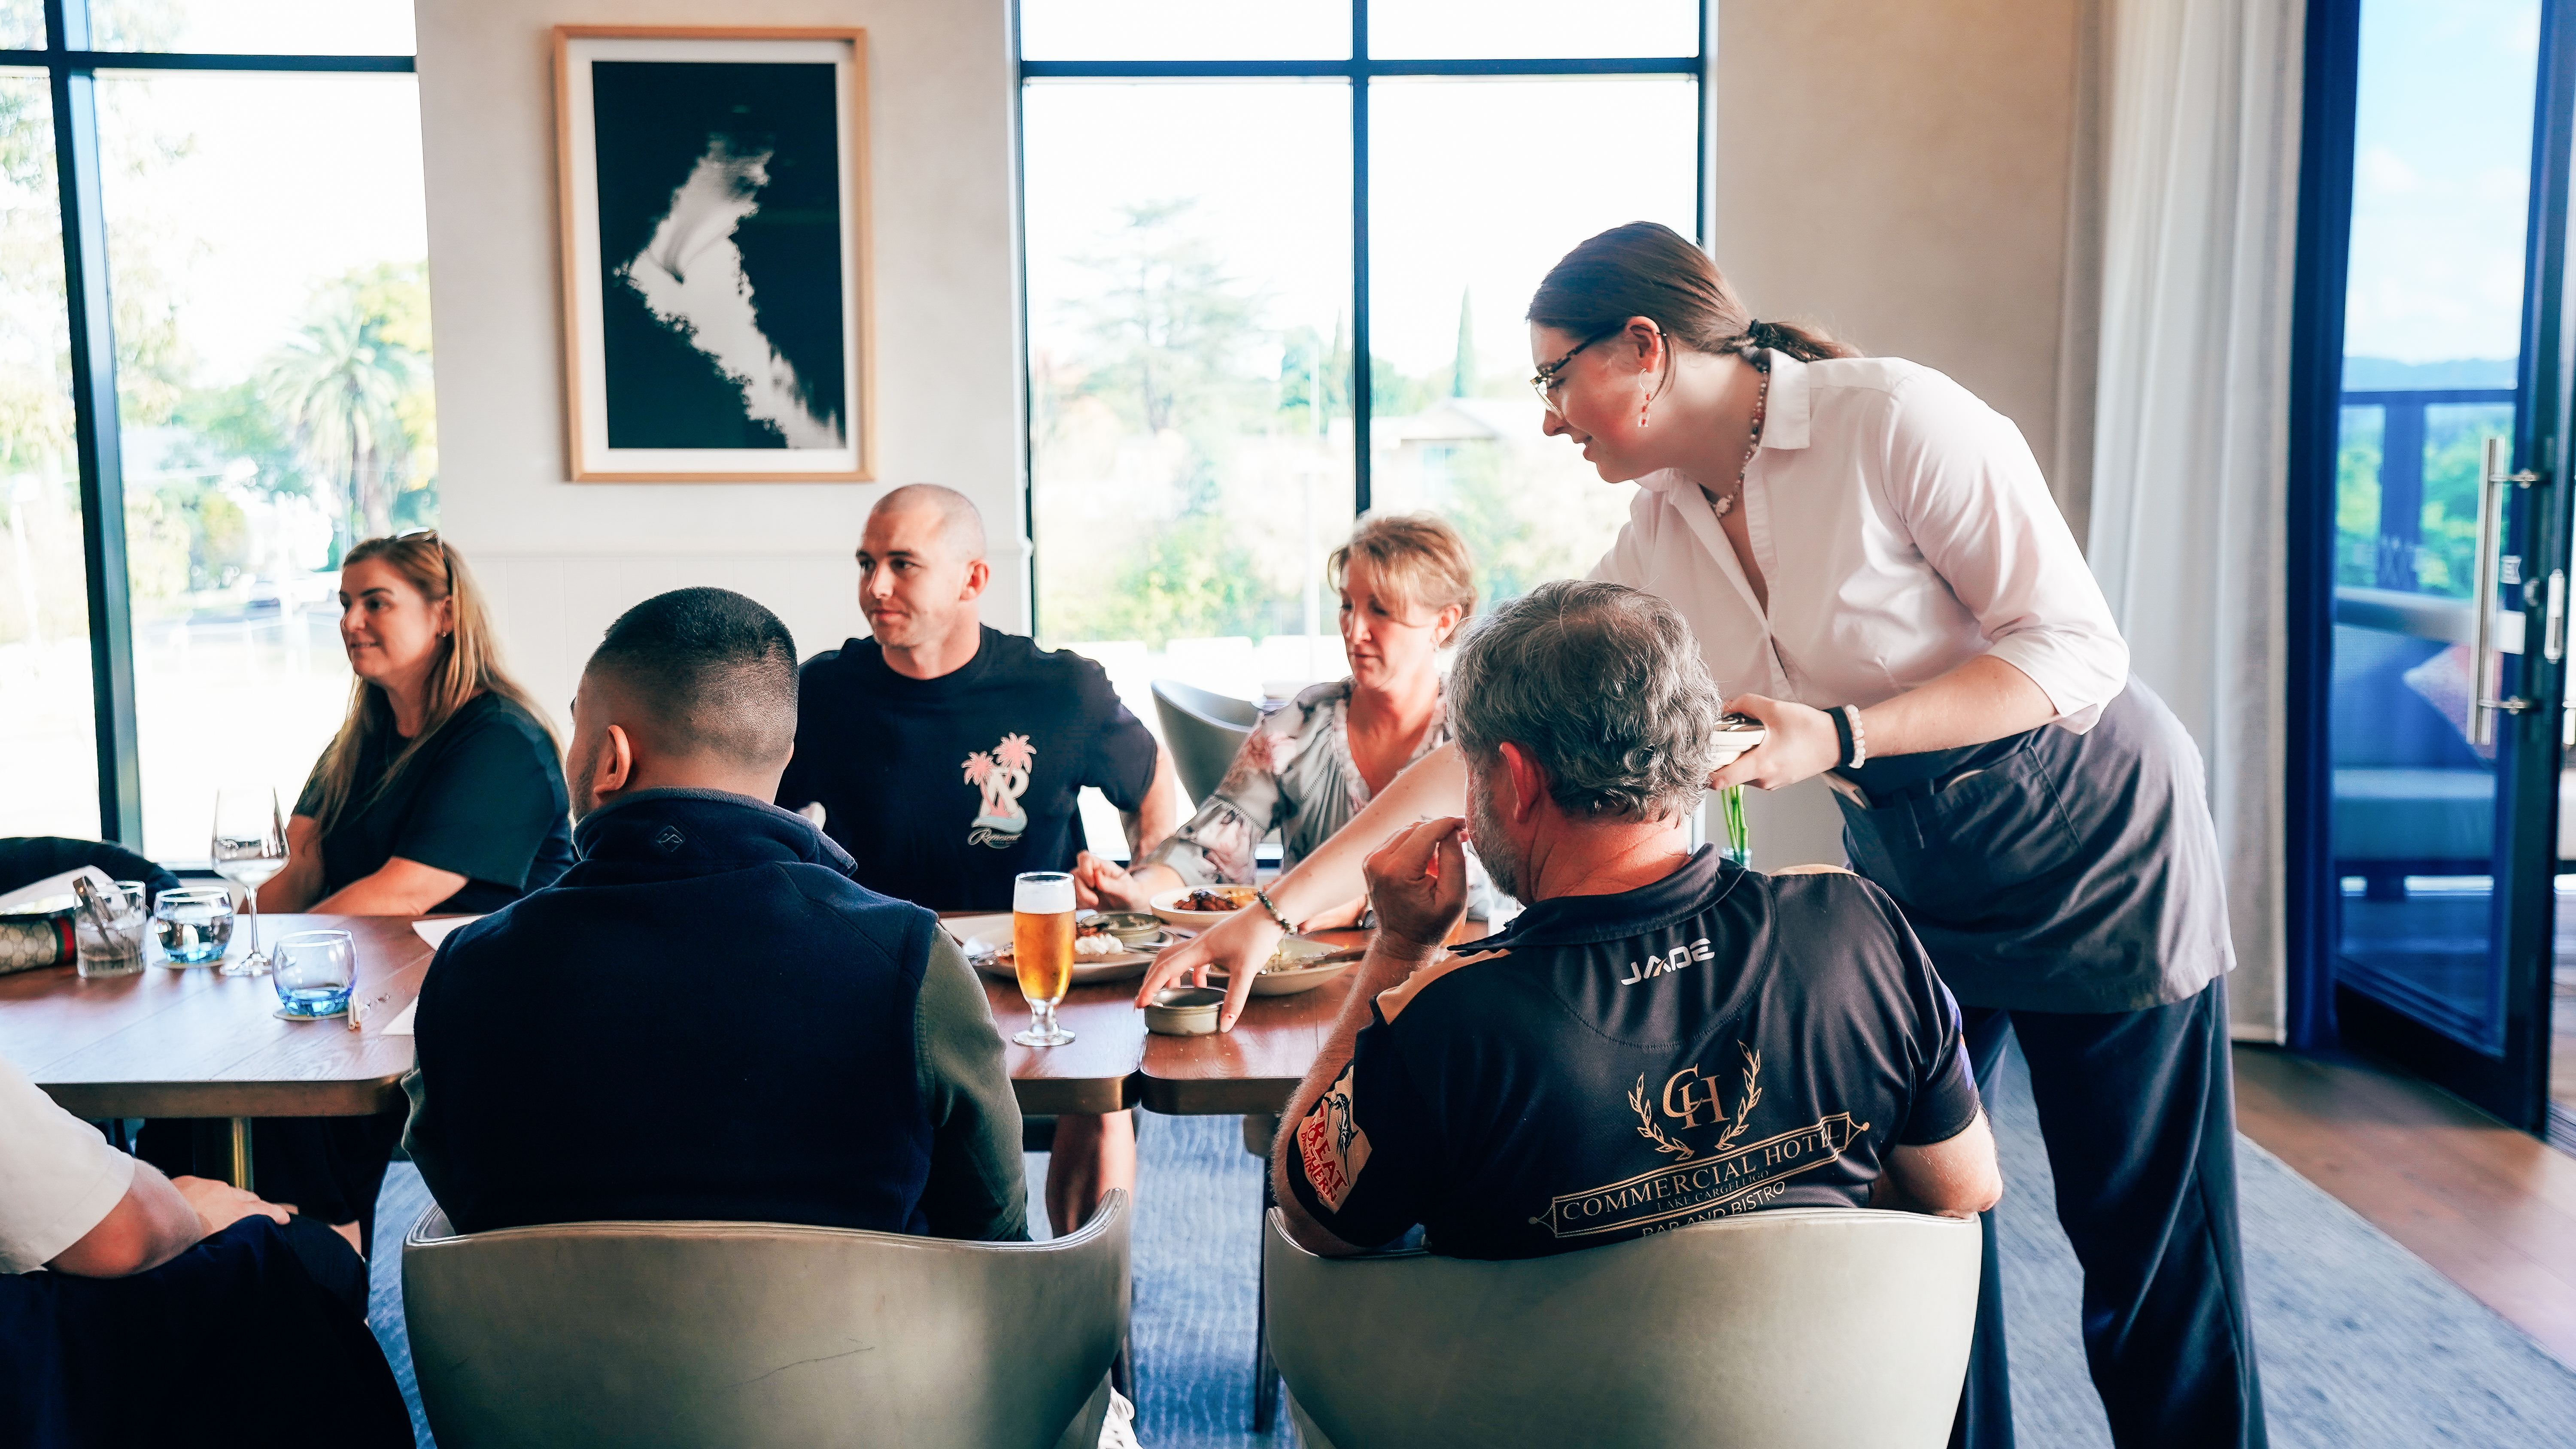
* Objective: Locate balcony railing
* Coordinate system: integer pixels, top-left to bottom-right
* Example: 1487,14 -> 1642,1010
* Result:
2341,387 -> 2515,592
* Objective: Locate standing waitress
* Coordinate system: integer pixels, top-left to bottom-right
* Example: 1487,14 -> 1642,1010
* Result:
1144,222 -> 2260,1449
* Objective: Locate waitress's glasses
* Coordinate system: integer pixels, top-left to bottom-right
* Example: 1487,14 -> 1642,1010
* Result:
1529,323 -> 1659,415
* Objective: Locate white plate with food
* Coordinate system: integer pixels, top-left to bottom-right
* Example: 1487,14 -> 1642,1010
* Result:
952,914 -> 1167,986
1148,884 -> 1262,932
1208,934 -> 1363,997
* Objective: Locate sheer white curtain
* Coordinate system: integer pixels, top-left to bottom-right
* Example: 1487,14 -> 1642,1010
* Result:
2087,0 -> 2306,1041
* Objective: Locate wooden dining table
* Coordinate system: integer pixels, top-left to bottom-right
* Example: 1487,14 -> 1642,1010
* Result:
1135,926 -> 1374,1116
956,915 -> 1433,1122
3,908 -> 1406,1196
1,913 -> 435,1190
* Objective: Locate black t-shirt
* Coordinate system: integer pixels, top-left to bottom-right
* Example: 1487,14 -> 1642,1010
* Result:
775,627 -> 1160,911
293,693 -> 574,915
1285,849 -> 1981,1260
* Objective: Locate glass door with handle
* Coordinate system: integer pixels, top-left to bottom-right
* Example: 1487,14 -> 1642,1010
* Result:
2316,0 -> 2576,1134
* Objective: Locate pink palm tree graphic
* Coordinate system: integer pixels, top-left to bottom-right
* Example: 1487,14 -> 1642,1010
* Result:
963,734 -> 1035,833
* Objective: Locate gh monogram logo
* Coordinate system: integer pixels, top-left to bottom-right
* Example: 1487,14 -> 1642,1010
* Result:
1628,1042 -> 1764,1161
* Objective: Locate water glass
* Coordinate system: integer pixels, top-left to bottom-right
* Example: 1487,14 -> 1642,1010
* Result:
73,880 -> 147,979
270,929 -> 355,1019
152,888 -> 237,966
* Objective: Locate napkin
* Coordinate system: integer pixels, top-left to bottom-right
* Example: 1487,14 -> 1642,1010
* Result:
380,1000 -> 418,1036
412,915 -> 485,950
0,867 -> 119,915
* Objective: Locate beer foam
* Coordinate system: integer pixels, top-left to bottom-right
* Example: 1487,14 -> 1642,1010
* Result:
1013,872 -> 1076,915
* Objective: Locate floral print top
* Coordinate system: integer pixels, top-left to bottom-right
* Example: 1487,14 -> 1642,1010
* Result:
1139,679 -> 1453,887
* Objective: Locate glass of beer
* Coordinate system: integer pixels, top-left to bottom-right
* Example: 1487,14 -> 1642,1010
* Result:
1011,870 -> 1078,1047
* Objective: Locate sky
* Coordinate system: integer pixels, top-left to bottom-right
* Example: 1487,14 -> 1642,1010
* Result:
2343,0 -> 2542,366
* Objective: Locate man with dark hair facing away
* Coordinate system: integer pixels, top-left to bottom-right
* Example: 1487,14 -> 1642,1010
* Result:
1276,580 -> 2002,1261
401,587 -> 1026,1241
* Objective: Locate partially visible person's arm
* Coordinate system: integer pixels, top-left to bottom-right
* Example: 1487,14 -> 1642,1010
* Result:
1122,746 -> 1190,858
309,857 -> 469,916
1864,880 -> 2002,1219
398,1062 -> 450,1217
1139,743 -> 1466,1025
1074,856 -> 1185,911
1880,1111 -> 2002,1218
1713,655 -> 2058,792
1272,935 -> 1436,1257
49,1168 -> 286,1278
914,933 -> 1031,1242
1083,716 -> 1286,909
261,815 -> 329,912
1271,818 -> 1467,1255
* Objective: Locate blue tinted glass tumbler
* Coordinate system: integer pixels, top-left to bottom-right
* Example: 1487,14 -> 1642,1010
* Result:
270,929 -> 355,1019
152,888 -> 235,966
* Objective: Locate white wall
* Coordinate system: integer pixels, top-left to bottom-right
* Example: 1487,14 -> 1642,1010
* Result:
1711,0 -> 2108,871
416,0 -> 2116,889
413,0 -> 1022,725
1714,0 -> 2105,540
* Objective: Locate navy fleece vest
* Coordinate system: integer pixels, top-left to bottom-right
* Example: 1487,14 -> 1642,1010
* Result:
410,790 -> 942,1235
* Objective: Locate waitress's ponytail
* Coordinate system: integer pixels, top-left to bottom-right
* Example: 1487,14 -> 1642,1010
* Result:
1529,222 -> 1857,369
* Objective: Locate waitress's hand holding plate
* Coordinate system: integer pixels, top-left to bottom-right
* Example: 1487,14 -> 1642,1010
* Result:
1710,694 -> 1841,791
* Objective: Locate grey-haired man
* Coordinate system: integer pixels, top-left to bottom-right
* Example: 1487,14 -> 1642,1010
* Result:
1274,579 -> 2002,1259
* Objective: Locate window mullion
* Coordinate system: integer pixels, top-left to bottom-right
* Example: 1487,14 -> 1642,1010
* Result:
1351,0 -> 1370,516
46,0 -> 143,843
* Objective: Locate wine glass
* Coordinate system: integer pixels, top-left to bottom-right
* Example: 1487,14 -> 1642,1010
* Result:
211,786 -> 287,976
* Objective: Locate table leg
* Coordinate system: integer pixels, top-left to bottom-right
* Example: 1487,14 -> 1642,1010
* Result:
1252,1165 -> 1279,1433
226,1117 -> 253,1191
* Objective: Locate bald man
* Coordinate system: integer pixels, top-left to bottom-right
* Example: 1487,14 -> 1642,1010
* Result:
779,485 -> 1185,906
778,485 -> 1185,1233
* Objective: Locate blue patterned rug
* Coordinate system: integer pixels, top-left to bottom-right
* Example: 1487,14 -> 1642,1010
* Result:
366,1039 -> 2576,1447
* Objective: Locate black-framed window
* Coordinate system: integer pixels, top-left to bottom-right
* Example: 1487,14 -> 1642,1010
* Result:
2,0 -> 426,856
1016,0 -> 1707,707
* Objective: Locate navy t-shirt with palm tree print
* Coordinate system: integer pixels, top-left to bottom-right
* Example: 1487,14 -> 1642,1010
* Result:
778,626 -> 1159,911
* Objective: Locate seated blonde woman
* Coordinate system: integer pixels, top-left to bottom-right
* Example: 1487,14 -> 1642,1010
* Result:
1075,513 -> 1474,928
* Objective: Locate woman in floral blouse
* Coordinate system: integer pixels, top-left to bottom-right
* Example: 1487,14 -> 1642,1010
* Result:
1075,513 -> 1474,927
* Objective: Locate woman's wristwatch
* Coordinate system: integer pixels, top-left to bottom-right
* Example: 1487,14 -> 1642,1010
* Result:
1829,705 -> 1869,770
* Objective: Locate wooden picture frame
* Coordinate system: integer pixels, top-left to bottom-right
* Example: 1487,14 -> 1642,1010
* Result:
554,26 -> 874,482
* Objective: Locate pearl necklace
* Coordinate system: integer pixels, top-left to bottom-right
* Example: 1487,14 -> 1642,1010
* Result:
1710,367 -> 1770,520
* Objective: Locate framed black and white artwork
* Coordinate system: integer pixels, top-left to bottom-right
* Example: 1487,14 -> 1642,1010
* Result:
555,27 -> 872,481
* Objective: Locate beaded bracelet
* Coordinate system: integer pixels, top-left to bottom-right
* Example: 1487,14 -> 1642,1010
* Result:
1252,886 -> 1300,935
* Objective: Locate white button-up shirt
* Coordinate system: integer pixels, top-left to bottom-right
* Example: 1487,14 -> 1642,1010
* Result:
1590,350 -> 2129,732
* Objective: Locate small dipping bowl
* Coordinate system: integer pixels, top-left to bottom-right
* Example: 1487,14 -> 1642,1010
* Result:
1145,986 -> 1227,1036
1090,911 -> 1165,946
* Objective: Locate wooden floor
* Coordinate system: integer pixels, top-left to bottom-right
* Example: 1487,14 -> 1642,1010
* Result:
2233,1043 -> 2576,1366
